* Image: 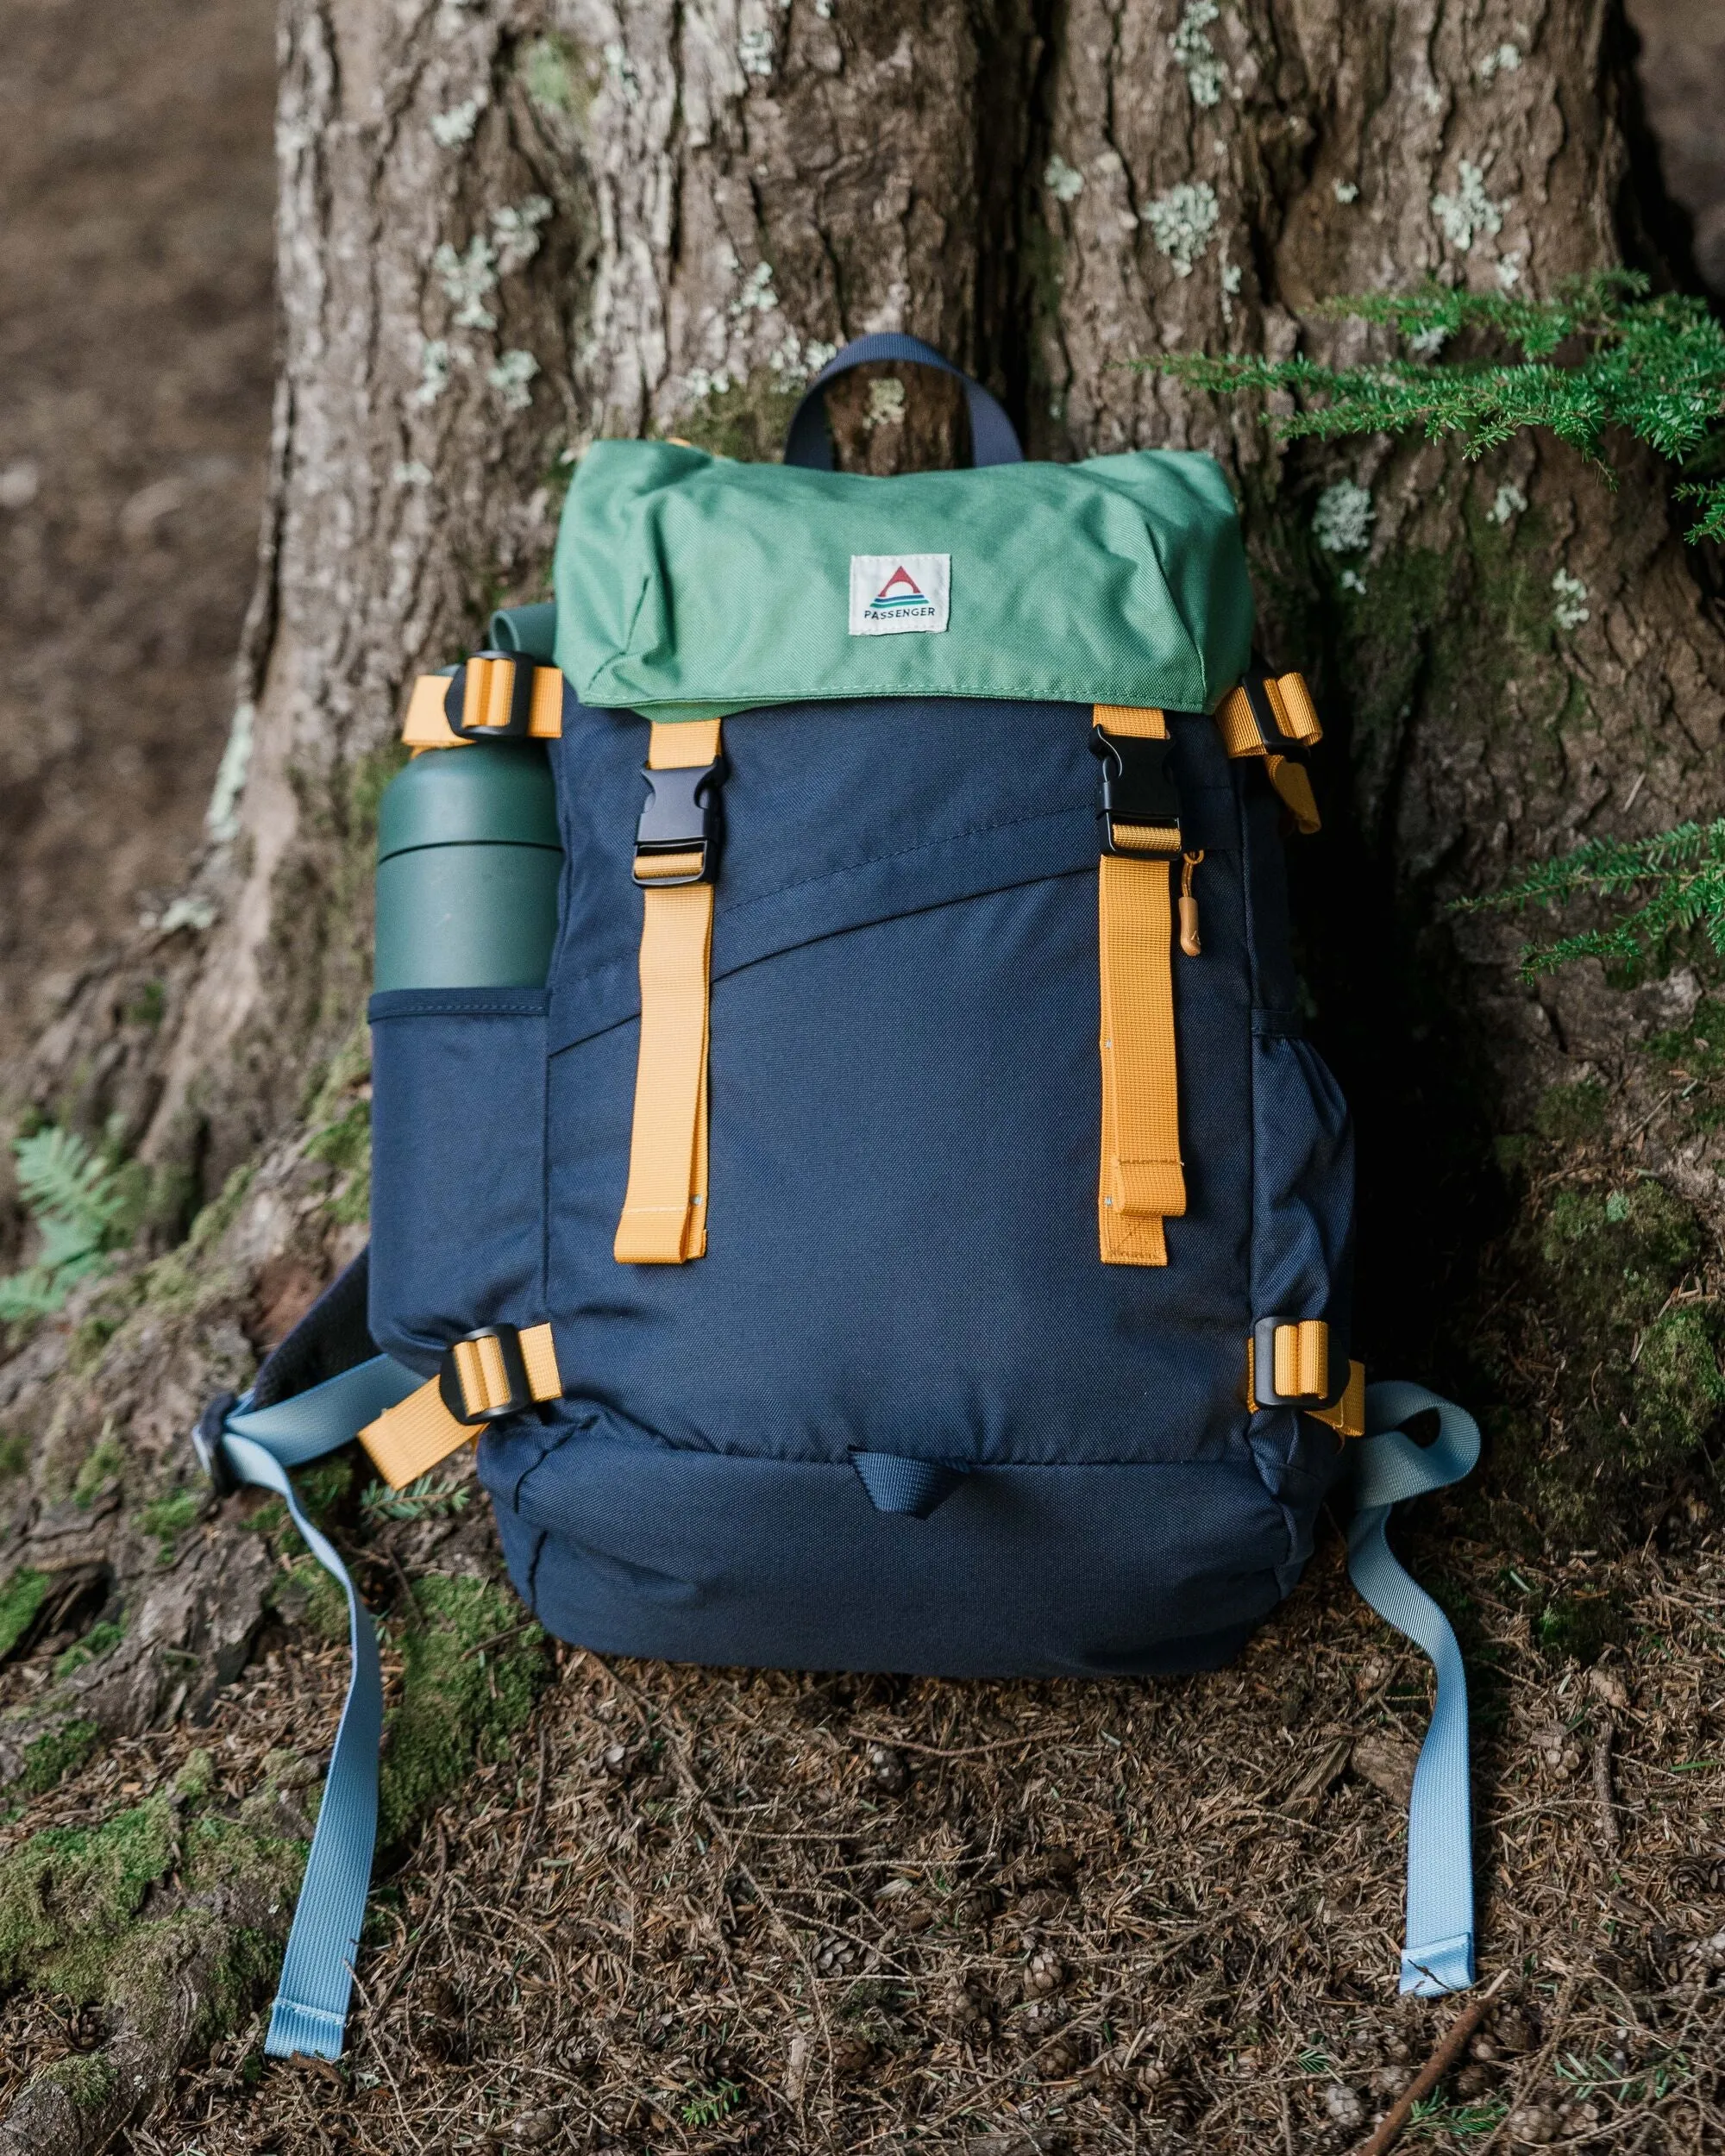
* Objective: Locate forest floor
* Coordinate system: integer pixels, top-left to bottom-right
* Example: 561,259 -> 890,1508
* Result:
2,1 -> 1724,2153
1,1477 -> 1721,2154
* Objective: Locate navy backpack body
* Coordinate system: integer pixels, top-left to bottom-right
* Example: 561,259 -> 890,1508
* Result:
197,338 -> 1480,2059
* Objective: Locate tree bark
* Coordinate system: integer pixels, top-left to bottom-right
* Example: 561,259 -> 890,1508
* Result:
3,0 -> 1721,2140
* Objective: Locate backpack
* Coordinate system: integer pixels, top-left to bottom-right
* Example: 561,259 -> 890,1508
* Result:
194,335 -> 1482,2061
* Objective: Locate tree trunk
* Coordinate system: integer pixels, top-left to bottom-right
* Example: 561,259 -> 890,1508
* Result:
3,0 -> 1720,2140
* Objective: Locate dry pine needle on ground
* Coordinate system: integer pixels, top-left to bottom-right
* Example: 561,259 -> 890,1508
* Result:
3,1507 -> 1722,2153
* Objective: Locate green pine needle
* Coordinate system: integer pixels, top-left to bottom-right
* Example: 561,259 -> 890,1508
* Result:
1143,273 -> 1725,975
1456,819 -> 1725,979
1145,271 -> 1725,536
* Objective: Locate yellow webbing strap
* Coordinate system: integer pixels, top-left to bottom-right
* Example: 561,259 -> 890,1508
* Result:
1276,1316 -> 1330,1400
1244,1324 -> 1366,1438
614,718 -> 722,1264
1214,671 -> 1322,834
400,660 -> 566,749
1093,705 -> 1186,1267
1313,1361 -> 1366,1438
358,1322 -> 562,1489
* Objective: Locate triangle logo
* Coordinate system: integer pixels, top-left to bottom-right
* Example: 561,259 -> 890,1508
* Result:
850,552 -> 950,636
874,564 -> 925,604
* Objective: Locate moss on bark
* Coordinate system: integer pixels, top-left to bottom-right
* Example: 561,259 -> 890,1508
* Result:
0,1754 -> 306,2053
1467,1138 -> 1725,1545
672,366 -> 803,465
0,1571 -> 47,1660
19,1719 -> 100,1795
31,2058 -> 118,2115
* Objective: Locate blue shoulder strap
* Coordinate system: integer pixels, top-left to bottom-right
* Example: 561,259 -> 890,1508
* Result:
205,1265 -> 1480,2033
192,1256 -> 420,2060
1338,1381 -> 1482,1996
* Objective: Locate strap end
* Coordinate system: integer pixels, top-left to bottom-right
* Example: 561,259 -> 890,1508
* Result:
401,672 -> 464,749
264,1996 -> 348,2060
1399,1934 -> 1477,1996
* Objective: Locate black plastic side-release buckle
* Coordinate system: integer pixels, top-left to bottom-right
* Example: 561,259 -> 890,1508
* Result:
191,1390 -> 241,1496
438,1324 -> 532,1425
632,755 -> 726,887
1240,669 -> 1307,764
445,651 -> 540,741
1089,727 -> 1182,857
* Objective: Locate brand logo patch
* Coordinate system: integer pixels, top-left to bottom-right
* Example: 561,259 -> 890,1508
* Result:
849,553 -> 950,636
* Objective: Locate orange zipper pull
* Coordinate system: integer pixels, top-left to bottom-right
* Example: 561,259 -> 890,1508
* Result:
1178,850 -> 1204,957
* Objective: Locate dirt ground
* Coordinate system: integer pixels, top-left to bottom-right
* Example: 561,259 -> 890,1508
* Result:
0,0 -> 274,1082
2,1482 -> 1721,2153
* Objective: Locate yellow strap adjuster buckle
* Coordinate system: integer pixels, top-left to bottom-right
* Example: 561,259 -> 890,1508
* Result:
358,1320 -> 562,1489
1214,668 -> 1324,835
1245,1318 -> 1365,1438
450,652 -> 548,741
400,658 -> 566,749
440,1325 -> 536,1423
1239,669 -> 1321,754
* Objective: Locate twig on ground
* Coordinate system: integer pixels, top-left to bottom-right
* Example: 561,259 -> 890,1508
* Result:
1592,1714 -> 1620,1853
457,1620 -> 536,1661
847,1729 -> 1039,1759
1352,1970 -> 1509,2156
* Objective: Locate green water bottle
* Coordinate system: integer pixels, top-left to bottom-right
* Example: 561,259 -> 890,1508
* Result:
374,736 -> 562,992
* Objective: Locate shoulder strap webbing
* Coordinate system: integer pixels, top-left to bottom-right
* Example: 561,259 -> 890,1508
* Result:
615,719 -> 723,1263
1093,705 -> 1186,1266
1339,1381 -> 1481,1996
194,1263 -> 567,2057
208,1350 -> 419,2058
1214,669 -> 1322,833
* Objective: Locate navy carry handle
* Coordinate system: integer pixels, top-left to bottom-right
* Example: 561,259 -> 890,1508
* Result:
782,334 -> 1024,470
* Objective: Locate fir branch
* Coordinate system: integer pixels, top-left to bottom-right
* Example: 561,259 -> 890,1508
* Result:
1455,821 -> 1725,978
1145,273 -> 1725,978
1146,273 -> 1725,536
1675,479 -> 1725,545
1311,269 -> 1647,360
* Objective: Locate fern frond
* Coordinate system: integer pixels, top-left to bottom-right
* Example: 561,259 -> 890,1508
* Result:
0,1269 -> 64,1324
13,1127 -> 131,1236
1,1125 -> 136,1323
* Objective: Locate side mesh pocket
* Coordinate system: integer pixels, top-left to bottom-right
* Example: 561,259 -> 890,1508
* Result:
368,987 -> 548,1361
